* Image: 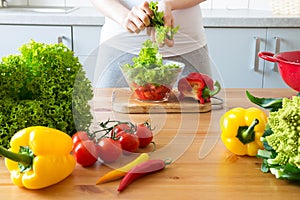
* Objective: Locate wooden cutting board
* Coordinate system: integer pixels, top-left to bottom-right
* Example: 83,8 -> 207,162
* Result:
112,88 -> 212,113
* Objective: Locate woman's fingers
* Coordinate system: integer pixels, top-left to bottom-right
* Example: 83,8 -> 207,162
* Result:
139,1 -> 153,26
164,38 -> 174,47
123,1 -> 175,47
123,1 -> 153,34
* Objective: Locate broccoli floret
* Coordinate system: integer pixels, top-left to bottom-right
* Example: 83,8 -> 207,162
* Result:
265,96 -> 300,168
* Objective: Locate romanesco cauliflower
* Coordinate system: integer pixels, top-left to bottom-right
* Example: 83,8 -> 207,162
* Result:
265,96 -> 300,168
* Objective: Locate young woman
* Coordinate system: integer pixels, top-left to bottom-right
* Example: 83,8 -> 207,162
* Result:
90,0 -> 211,87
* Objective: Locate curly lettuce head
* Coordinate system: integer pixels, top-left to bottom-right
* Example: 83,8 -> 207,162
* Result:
0,40 -> 93,148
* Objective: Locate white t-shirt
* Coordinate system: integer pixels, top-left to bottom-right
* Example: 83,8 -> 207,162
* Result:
100,0 -> 206,57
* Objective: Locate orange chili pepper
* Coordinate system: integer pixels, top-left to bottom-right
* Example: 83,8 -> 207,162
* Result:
96,153 -> 149,184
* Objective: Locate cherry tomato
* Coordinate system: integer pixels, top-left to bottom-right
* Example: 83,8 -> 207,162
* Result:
116,131 -> 140,154
135,124 -> 153,148
72,131 -> 90,147
97,138 -> 122,163
73,140 -> 98,167
111,123 -> 132,135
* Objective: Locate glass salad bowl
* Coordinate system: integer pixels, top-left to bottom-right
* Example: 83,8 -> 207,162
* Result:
120,60 -> 185,102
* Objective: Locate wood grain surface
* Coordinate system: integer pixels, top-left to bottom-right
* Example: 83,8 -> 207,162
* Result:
112,88 -> 213,113
1,88 -> 299,200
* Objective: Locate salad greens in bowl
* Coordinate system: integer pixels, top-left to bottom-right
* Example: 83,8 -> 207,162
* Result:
120,39 -> 184,102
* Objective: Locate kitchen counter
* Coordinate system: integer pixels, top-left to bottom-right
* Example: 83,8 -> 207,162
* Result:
1,88 -> 299,200
0,7 -> 105,26
202,9 -> 300,27
0,7 -> 300,27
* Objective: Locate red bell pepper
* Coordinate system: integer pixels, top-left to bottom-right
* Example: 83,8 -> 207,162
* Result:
117,159 -> 171,192
177,72 -> 221,104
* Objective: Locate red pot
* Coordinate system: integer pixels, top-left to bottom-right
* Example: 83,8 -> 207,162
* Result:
258,51 -> 300,92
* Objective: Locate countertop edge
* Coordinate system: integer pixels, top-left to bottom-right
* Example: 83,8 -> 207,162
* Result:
1,7 -> 300,27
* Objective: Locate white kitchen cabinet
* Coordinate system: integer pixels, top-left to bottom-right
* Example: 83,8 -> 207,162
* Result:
205,27 -> 266,88
205,27 -> 300,88
0,25 -> 72,59
72,26 -> 102,83
0,24 -> 101,84
263,28 -> 300,88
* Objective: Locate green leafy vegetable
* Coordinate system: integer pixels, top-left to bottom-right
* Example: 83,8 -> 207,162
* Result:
149,1 -> 179,44
246,90 -> 283,112
0,40 -> 93,148
121,39 -> 182,86
255,95 -> 300,180
149,2 -> 164,27
132,39 -> 163,68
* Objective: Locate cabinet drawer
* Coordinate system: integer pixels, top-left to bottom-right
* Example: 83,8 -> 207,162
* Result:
205,27 -> 265,88
263,28 -> 300,88
0,25 -> 72,59
72,26 -> 102,56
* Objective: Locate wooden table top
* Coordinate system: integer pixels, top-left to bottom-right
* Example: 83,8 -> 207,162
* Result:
1,88 -> 299,200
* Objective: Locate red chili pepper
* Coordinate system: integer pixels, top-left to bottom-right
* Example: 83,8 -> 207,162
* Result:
177,72 -> 221,104
117,159 -> 171,192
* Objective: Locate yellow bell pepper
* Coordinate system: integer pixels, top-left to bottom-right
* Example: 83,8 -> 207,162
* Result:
0,126 -> 76,189
220,107 -> 268,156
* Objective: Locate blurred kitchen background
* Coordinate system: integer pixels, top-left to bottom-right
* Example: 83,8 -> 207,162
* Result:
2,0 -> 299,89
6,0 -> 272,10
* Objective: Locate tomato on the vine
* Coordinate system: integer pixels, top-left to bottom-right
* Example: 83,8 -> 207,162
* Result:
97,138 -> 122,163
116,131 -> 140,154
73,140 -> 98,167
72,131 -> 90,147
111,123 -> 132,135
135,123 -> 153,148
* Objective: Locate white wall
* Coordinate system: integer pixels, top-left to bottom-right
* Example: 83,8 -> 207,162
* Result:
6,0 -> 272,11
203,0 -> 271,10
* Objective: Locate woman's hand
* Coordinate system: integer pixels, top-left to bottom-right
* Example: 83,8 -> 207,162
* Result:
123,1 -> 153,34
158,1 -> 175,47
147,1 -> 175,47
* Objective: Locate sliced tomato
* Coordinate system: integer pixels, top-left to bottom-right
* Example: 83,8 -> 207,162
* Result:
134,84 -> 170,101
